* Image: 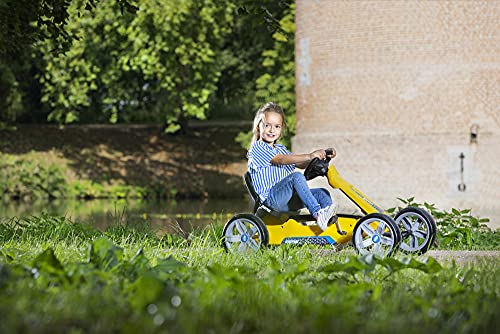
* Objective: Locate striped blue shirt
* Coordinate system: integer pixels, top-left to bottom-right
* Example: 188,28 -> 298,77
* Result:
248,141 -> 295,202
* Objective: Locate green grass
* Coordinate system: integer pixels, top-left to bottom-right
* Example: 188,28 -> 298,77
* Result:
0,214 -> 499,333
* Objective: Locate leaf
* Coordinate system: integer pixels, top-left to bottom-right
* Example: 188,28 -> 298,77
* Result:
393,256 -> 442,274
155,256 -> 185,272
0,248 -> 21,263
33,248 -> 65,275
268,255 -> 282,271
129,248 -> 151,272
165,123 -> 181,134
32,248 -> 70,284
88,237 -> 124,270
125,3 -> 139,14
0,264 -> 29,288
321,255 -> 444,277
129,274 -> 164,309
371,284 -> 382,301
319,255 -> 370,275
358,254 -> 378,269
422,257 -> 442,274
379,257 -> 406,274
153,256 -> 186,280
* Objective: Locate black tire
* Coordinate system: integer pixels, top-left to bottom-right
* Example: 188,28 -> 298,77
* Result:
222,214 -> 269,253
394,207 -> 437,255
352,213 -> 402,257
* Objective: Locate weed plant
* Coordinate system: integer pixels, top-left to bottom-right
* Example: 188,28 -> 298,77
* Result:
0,214 -> 498,333
389,198 -> 499,250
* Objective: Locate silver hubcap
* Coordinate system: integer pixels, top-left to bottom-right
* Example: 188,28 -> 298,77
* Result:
396,212 -> 430,252
354,218 -> 395,257
224,218 -> 262,253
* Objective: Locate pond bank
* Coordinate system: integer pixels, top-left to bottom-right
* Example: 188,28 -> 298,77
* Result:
0,123 -> 249,199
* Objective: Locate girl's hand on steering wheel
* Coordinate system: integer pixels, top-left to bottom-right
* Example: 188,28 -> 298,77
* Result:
310,149 -> 326,160
326,147 -> 336,159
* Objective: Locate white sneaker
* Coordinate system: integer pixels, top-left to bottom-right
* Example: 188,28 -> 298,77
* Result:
316,205 -> 337,231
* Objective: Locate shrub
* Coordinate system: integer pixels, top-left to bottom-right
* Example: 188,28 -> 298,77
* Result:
0,153 -> 66,200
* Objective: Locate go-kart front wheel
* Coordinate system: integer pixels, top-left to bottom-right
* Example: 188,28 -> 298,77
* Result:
222,214 -> 269,253
353,213 -> 401,257
394,207 -> 437,254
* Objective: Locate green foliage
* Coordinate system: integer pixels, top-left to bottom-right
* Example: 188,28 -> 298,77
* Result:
236,1 -> 292,40
0,153 -> 67,200
0,0 -> 138,57
0,0 -> 138,128
38,0 -> 236,130
209,0 -> 292,122
1,0 -> 294,130
0,153 -> 177,200
0,214 -> 498,333
68,180 -> 153,200
1,214 -> 99,244
68,179 -> 179,200
68,180 -> 106,199
392,198 -> 499,250
254,3 -> 296,113
0,0 -> 66,58
0,63 -> 23,125
0,37 -> 49,126
236,3 -> 296,149
234,128 -> 254,150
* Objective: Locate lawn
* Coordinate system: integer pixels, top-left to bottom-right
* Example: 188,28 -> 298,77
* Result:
0,214 -> 498,333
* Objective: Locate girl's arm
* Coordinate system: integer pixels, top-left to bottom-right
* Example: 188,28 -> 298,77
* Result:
271,149 -> 327,169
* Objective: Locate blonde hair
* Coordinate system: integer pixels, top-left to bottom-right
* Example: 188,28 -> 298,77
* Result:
251,102 -> 286,145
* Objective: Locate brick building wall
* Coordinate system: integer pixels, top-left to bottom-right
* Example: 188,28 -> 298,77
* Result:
293,0 -> 500,227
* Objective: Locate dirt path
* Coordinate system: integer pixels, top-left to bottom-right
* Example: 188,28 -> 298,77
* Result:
423,250 -> 500,265
316,249 -> 499,265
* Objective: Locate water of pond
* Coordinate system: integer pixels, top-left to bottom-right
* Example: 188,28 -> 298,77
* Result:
0,197 -> 251,233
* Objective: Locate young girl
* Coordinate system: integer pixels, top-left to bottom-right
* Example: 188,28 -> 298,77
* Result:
247,102 -> 337,231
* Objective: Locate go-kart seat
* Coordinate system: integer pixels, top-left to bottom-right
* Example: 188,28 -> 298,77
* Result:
244,172 -> 262,214
243,172 -> 313,224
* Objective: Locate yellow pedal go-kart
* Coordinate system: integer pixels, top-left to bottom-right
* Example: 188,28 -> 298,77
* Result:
222,151 -> 437,257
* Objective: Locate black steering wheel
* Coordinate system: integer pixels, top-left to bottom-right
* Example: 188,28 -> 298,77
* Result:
303,149 -> 333,181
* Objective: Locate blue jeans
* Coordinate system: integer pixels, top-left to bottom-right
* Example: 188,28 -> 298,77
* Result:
264,172 -> 332,217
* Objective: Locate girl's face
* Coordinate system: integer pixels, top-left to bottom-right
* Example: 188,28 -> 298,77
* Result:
258,111 -> 283,145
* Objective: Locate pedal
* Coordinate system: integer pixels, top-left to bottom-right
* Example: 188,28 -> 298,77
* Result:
329,215 -> 347,235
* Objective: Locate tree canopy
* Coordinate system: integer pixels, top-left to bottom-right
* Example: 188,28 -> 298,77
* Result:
38,0 -> 236,130
0,0 -> 295,133
0,0 -> 138,57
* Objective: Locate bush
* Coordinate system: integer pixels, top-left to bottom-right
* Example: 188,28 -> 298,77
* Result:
0,153 -> 67,200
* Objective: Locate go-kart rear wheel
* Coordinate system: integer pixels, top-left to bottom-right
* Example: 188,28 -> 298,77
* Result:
352,213 -> 401,257
394,207 -> 437,254
222,214 -> 269,253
